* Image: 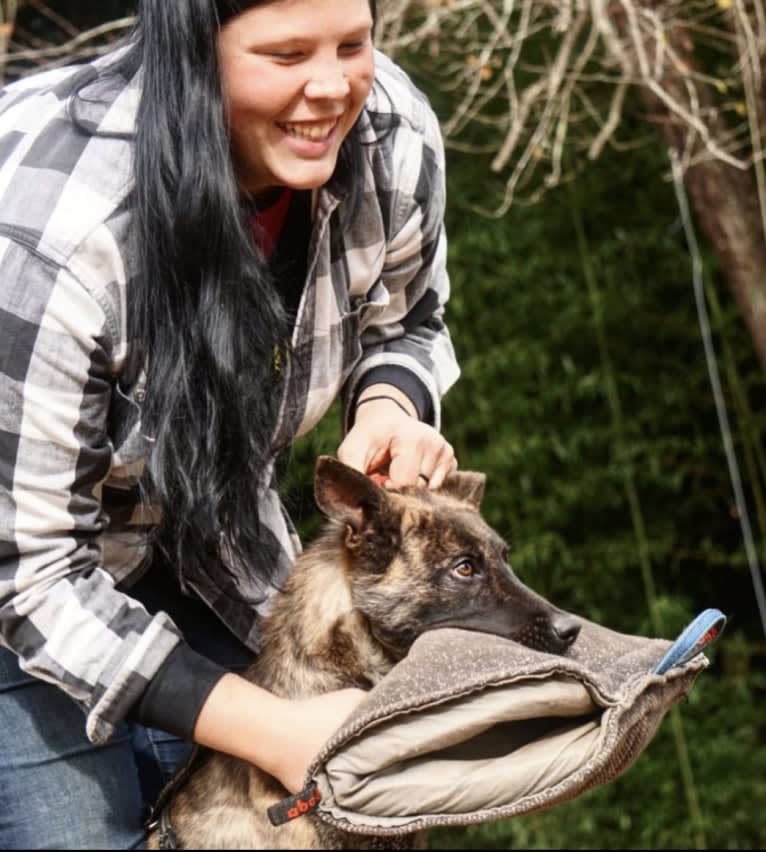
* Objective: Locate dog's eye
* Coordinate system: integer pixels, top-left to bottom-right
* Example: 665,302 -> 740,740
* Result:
452,560 -> 478,579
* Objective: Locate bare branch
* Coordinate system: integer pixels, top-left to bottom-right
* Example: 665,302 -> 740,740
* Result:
0,5 -> 135,83
0,1 -> 20,81
379,0 -> 763,204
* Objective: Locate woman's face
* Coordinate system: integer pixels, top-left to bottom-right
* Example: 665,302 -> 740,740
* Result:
218,0 -> 375,195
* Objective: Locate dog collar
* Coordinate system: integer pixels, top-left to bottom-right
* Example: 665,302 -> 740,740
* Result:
267,781 -> 322,826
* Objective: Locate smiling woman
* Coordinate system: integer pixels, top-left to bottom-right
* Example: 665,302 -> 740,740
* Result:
218,0 -> 375,193
0,0 -> 461,847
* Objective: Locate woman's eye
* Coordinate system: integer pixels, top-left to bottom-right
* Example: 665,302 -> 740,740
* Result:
267,51 -> 303,62
340,41 -> 366,54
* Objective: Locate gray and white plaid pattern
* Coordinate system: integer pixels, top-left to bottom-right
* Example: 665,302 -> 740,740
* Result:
0,50 -> 459,744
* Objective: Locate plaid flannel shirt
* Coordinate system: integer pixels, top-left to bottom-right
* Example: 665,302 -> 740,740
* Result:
0,49 -> 459,744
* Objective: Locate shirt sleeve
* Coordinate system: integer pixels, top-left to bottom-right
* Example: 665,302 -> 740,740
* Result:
128,641 -> 227,739
341,96 -> 460,434
0,237 -> 185,745
348,365 -> 433,425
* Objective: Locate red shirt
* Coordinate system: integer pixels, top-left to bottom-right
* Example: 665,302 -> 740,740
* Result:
249,189 -> 293,259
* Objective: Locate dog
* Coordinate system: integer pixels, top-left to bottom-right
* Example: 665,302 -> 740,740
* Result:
147,455 -> 580,849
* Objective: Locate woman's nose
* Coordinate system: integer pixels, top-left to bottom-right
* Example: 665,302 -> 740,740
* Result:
304,63 -> 350,100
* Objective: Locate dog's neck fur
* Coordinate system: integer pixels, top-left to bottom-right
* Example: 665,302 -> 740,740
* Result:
249,521 -> 395,699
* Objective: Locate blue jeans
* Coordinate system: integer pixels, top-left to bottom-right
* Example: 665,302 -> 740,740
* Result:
0,647 -> 192,850
0,567 -> 255,849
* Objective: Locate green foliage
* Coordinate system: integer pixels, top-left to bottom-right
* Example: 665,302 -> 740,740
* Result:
434,135 -> 765,848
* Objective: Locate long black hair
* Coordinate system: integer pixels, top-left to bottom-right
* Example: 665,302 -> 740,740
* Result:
80,0 -> 375,588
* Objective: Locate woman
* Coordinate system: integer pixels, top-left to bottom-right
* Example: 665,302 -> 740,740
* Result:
0,0 -> 459,846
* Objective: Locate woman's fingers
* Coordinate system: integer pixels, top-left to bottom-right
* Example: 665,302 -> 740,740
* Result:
337,402 -> 458,490
424,442 -> 457,490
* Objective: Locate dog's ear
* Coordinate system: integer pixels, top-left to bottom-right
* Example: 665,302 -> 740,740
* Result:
314,456 -> 386,531
437,471 -> 486,509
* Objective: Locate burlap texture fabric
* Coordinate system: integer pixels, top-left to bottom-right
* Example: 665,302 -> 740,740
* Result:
304,619 -> 708,837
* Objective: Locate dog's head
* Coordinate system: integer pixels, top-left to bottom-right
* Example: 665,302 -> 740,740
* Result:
314,456 -> 580,659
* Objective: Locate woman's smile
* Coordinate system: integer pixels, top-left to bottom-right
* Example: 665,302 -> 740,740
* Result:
277,118 -> 339,142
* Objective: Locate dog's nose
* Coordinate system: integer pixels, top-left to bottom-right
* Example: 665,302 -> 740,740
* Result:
552,614 -> 581,647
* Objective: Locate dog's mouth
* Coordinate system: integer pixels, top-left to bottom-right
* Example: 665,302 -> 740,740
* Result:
416,613 -> 581,656
368,623 -> 411,662
367,610 -> 581,659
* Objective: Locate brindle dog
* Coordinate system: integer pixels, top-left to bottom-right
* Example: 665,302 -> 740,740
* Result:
148,455 -> 580,850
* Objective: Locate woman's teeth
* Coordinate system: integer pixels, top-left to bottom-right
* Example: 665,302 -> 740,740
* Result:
280,121 -> 336,141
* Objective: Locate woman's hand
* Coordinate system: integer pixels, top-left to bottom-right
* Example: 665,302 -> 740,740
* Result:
193,674 -> 367,794
337,385 -> 457,489
270,688 -> 368,793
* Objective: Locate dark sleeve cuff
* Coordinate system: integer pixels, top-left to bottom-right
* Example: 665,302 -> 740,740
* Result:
351,366 -> 434,426
127,641 -> 228,740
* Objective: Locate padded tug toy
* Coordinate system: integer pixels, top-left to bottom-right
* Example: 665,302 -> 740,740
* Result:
270,609 -> 725,836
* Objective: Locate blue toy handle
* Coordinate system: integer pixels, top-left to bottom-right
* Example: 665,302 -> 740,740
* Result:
654,608 -> 727,675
